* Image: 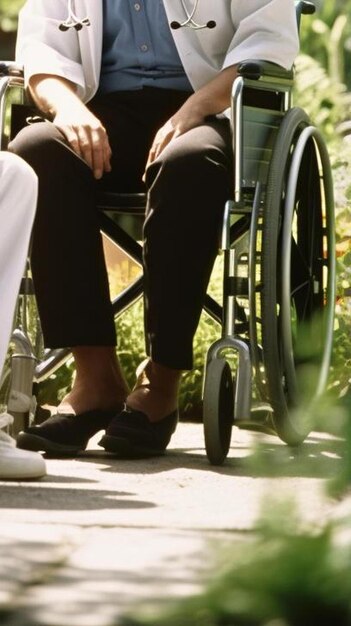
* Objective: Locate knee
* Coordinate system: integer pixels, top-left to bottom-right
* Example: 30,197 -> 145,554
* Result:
10,122 -> 55,160
147,138 -> 228,199
153,140 -> 206,180
9,122 -> 81,180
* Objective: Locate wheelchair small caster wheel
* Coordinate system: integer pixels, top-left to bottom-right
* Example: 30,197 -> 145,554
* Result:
203,358 -> 234,465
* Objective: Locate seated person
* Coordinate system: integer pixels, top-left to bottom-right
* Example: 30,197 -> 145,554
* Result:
0,152 -> 46,478
11,0 -> 299,457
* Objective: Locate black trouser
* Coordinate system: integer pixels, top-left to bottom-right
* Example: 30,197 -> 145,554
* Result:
9,87 -> 232,370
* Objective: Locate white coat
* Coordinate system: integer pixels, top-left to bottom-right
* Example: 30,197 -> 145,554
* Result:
16,0 -> 299,107
0,153 -> 37,375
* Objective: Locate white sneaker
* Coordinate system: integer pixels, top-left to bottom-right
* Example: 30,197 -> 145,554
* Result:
0,413 -> 46,479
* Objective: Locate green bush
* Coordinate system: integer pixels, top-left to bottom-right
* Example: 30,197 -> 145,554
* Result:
299,0 -> 351,89
294,54 -> 351,141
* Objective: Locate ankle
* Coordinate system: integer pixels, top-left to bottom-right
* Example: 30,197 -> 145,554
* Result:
135,359 -> 182,392
126,360 -> 181,422
126,389 -> 178,422
72,346 -> 129,391
59,378 -> 127,414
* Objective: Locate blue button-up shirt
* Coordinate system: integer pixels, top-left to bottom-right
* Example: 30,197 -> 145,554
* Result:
99,0 -> 193,93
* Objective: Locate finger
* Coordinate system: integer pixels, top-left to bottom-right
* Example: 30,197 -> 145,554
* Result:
58,125 -> 84,160
143,141 -> 160,179
102,136 -> 112,174
145,134 -> 167,170
87,128 -> 104,179
89,127 -> 112,179
77,128 -> 95,171
148,144 -> 157,165
144,123 -> 179,177
143,152 -> 153,180
151,132 -> 174,161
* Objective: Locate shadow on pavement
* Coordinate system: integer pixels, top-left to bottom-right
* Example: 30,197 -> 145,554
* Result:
0,529 -> 207,626
75,429 -> 345,481
0,485 -> 156,510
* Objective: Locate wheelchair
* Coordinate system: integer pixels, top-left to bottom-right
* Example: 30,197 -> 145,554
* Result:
202,1 -> 336,463
0,0 -> 335,465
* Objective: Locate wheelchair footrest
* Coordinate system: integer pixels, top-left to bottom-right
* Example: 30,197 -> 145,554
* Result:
236,404 -> 277,436
236,418 -> 277,436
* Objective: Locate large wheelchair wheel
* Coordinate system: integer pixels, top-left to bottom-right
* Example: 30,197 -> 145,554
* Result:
261,107 -> 335,445
203,358 -> 234,465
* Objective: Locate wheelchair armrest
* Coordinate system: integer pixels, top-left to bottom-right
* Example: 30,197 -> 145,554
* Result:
0,62 -> 24,79
237,60 -> 294,82
239,2 -> 316,81
296,1 -> 316,17
295,0 -> 315,30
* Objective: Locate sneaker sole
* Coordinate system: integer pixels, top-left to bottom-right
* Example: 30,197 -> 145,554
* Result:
99,434 -> 166,458
16,432 -> 83,456
0,468 -> 46,480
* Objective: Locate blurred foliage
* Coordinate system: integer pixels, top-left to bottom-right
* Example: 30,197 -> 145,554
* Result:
124,500 -> 351,626
294,54 -> 351,141
300,0 -> 351,89
0,0 -> 24,32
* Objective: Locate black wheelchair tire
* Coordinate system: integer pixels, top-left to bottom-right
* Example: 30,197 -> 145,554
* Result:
203,358 -> 234,465
261,107 -> 335,445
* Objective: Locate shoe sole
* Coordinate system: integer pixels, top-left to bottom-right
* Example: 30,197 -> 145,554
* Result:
99,434 -> 166,458
16,432 -> 83,456
0,469 -> 46,480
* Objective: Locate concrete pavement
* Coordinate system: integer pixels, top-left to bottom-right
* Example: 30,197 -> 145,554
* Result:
0,422 -> 347,625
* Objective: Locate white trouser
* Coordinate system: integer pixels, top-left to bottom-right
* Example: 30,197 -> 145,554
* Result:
0,152 -> 37,375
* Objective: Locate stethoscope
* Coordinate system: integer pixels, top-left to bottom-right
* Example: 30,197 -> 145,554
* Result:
170,0 -> 216,30
59,0 -> 216,32
59,0 -> 90,31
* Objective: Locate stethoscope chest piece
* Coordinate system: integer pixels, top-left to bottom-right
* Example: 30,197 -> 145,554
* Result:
58,0 -> 215,33
170,0 -> 216,30
59,0 -> 90,31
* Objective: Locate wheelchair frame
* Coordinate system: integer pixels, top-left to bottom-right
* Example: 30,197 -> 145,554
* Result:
0,1 -> 336,465
202,1 -> 336,463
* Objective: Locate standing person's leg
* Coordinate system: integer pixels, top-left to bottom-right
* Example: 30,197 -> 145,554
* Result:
101,118 -> 232,456
0,152 -> 46,478
0,152 -> 37,370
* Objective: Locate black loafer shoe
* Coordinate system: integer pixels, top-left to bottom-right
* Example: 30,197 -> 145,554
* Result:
99,407 -> 178,457
16,409 -> 118,456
